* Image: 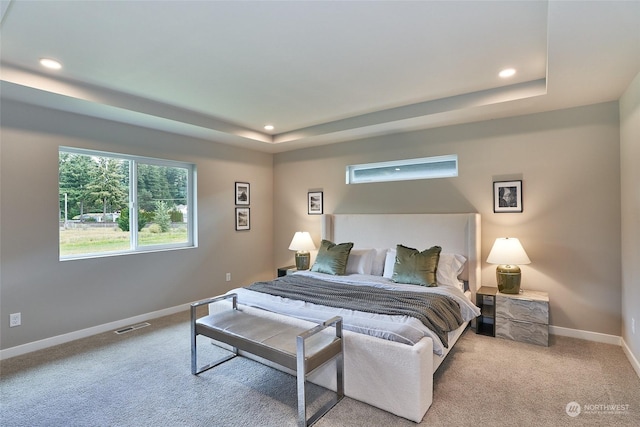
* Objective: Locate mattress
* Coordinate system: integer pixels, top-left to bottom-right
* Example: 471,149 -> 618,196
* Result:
228,270 -> 480,356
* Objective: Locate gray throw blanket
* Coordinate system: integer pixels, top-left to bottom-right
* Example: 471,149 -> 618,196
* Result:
246,275 -> 463,347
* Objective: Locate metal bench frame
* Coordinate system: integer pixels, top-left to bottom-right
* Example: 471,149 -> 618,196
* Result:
191,293 -> 344,427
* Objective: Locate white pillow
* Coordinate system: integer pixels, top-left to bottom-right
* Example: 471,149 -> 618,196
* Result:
370,248 -> 388,276
437,253 -> 467,290
346,249 -> 376,275
383,249 -> 396,279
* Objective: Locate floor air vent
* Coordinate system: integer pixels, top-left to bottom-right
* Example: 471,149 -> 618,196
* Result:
114,322 -> 151,334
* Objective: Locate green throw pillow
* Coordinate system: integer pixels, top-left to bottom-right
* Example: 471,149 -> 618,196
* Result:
310,240 -> 354,275
392,244 -> 442,286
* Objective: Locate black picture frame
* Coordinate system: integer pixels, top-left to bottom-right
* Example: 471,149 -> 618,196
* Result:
308,191 -> 323,215
235,182 -> 250,205
235,207 -> 250,230
493,180 -> 523,213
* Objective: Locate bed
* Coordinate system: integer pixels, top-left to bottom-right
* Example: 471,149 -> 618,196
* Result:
210,213 -> 481,422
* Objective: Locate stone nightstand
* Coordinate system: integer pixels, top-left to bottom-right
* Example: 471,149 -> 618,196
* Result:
495,289 -> 549,346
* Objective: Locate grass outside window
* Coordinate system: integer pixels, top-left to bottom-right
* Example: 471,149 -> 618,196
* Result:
60,225 -> 189,257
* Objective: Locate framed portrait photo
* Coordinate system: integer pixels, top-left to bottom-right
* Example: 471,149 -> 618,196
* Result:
493,180 -> 523,213
235,207 -> 250,230
308,191 -> 323,215
235,182 -> 250,205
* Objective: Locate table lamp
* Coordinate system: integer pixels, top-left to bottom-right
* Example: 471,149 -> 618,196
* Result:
486,237 -> 531,294
288,231 -> 316,270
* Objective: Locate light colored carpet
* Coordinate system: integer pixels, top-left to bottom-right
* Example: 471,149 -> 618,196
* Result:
1,310 -> 639,427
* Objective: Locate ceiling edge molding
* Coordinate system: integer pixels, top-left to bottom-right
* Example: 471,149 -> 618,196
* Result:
0,0 -> 13,27
273,79 -> 547,144
1,61 -> 547,153
0,62 -> 273,144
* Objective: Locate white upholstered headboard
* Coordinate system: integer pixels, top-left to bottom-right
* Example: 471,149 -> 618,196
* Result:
321,213 -> 481,297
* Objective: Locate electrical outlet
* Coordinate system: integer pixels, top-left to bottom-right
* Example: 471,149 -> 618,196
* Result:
632,318 -> 636,335
225,273 -> 231,282
9,313 -> 21,327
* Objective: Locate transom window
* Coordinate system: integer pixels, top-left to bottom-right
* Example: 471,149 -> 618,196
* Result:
346,155 -> 458,184
59,147 -> 196,259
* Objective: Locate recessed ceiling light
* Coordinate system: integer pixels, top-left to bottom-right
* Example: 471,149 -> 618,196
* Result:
499,68 -> 516,78
264,125 -> 274,131
40,58 -> 62,70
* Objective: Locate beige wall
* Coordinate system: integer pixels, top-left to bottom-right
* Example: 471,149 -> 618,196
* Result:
0,100 -> 274,350
620,72 -> 640,362
0,96 -> 629,352
274,102 -> 622,336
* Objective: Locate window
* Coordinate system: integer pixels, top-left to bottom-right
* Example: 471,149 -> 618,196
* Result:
59,147 -> 196,259
346,155 -> 458,184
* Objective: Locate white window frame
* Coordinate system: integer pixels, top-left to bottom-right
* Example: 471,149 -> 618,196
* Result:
346,154 -> 458,184
59,147 -> 197,260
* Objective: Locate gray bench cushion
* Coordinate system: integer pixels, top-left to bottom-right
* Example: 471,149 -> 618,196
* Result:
196,310 -> 341,372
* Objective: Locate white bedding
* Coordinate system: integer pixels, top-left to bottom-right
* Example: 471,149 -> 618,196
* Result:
208,213 -> 481,422
228,270 -> 480,355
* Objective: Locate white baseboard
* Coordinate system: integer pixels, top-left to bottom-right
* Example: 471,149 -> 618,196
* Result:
4,312 -> 640,381
551,326 -> 640,379
622,338 -> 640,379
550,325 -> 621,346
550,325 -> 640,379
0,303 -> 190,361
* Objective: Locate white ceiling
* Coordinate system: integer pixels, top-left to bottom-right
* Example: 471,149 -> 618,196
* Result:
1,1 -> 638,153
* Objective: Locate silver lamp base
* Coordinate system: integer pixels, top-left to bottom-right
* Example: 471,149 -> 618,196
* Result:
496,264 -> 521,294
295,251 -> 310,270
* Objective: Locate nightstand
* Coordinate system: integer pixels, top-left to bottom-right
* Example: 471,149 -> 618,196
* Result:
277,265 -> 297,277
495,289 -> 549,346
476,286 -> 497,337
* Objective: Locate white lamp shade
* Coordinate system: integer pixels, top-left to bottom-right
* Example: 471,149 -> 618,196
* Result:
486,237 -> 531,265
288,231 -> 316,251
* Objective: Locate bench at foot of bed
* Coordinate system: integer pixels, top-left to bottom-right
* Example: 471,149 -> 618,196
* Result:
191,293 -> 344,427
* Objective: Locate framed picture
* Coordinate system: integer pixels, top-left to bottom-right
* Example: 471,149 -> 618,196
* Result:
308,191 -> 323,215
235,182 -> 250,205
235,207 -> 250,230
493,180 -> 523,213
